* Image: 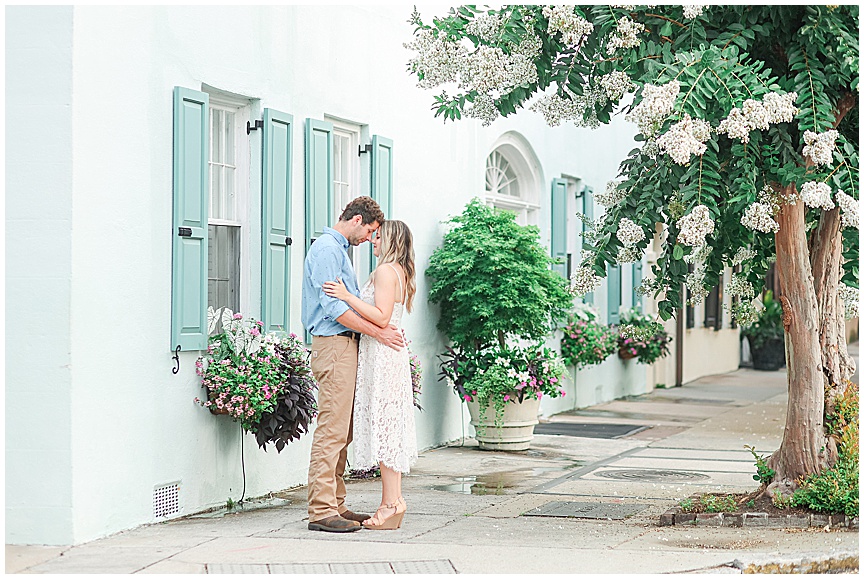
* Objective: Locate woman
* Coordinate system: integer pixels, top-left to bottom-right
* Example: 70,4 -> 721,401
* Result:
322,219 -> 418,529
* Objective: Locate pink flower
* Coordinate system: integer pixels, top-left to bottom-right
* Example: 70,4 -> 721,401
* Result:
233,313 -> 243,319
250,328 -> 260,336
504,394 -> 510,402
256,320 -> 264,327
463,394 -> 472,402
550,377 -> 558,383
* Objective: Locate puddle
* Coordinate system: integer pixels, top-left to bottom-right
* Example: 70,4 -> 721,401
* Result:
432,463 -> 584,495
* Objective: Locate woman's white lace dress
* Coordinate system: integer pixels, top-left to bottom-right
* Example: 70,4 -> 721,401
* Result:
352,265 -> 418,473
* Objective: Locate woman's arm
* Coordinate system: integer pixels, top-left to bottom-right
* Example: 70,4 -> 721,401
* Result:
322,266 -> 397,328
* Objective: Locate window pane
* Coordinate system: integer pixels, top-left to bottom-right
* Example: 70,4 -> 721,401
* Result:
208,224 -> 240,314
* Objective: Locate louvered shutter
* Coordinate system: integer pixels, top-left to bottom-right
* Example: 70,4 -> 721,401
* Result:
371,135 -> 393,220
632,261 -> 643,313
608,265 -> 622,325
262,108 -> 293,333
171,87 -> 209,351
582,186 -> 594,305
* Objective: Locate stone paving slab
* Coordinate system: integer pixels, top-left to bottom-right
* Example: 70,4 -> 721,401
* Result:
261,513 -> 458,543
608,456 -> 755,474
629,447 -> 770,462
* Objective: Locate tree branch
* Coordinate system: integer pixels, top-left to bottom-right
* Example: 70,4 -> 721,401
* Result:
832,91 -> 857,129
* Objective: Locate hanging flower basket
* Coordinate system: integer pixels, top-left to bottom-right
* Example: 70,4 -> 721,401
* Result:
618,347 -> 638,360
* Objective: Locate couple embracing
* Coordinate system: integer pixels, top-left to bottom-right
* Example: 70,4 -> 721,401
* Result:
301,196 -> 418,533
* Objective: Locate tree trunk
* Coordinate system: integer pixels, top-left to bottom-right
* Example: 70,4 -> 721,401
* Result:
765,192 -> 831,497
809,208 -> 855,387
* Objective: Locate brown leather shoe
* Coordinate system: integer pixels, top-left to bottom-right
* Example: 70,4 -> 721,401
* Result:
340,509 -> 371,523
307,514 -> 361,533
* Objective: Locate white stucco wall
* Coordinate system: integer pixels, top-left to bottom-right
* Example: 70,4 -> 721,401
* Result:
6,6 -> 76,545
6,5 -> 735,545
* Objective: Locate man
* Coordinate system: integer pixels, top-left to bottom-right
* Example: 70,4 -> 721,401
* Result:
302,196 -> 404,533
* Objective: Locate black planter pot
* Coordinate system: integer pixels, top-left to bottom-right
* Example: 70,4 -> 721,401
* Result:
748,336 -> 786,371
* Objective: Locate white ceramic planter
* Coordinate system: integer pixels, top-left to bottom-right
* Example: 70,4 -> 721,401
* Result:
466,396 -> 541,451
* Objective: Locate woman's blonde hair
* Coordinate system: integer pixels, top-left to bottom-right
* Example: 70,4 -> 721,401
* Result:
377,220 -> 416,313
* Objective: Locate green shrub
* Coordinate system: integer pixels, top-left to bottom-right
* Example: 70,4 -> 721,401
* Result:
791,382 -> 859,516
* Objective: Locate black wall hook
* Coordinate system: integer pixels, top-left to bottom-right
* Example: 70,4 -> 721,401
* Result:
246,120 -> 263,135
172,345 -> 182,374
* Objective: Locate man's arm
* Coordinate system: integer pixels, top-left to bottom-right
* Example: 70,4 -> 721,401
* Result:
335,310 -> 404,351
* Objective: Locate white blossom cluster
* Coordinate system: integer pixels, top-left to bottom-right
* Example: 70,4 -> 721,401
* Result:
839,284 -> 860,320
617,218 -> 645,247
617,246 -> 644,263
626,81 -> 680,137
682,5 -> 707,19
610,4 -> 636,9
740,201 -> 779,233
717,93 -> 799,143
466,94 -> 500,126
685,263 -> 710,305
529,84 -> 605,128
599,70 -> 634,102
596,180 -> 627,207
728,301 -> 760,326
404,29 -> 466,89
725,273 -> 756,300
836,190 -> 859,229
799,181 -> 835,211
762,92 -> 798,124
730,247 -> 757,266
802,129 -> 839,166
635,275 -> 663,297
460,45 -> 538,95
607,16 -> 644,54
542,5 -> 594,48
465,12 -> 504,43
570,265 -> 603,296
620,322 -> 663,340
683,242 -> 712,265
677,205 -> 714,247
656,113 -> 712,165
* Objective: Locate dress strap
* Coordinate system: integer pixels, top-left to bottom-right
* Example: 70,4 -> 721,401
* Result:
385,262 -> 405,304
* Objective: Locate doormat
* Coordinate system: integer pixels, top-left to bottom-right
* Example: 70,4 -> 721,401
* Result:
523,501 -> 650,520
533,422 -> 647,439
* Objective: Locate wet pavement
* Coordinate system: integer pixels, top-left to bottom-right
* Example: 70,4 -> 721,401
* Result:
6,352 -> 860,574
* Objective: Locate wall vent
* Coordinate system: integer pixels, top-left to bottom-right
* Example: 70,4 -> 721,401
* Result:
153,482 -> 180,519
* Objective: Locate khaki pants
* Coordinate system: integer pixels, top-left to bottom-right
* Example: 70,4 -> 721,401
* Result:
307,335 -> 359,522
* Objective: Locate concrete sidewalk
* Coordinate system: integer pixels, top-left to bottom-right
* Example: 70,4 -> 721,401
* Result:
6,359 -> 859,574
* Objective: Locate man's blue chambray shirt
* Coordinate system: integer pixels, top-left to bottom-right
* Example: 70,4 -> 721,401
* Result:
302,227 -> 361,336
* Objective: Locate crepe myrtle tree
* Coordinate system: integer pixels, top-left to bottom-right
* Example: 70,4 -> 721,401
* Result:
405,5 -> 859,496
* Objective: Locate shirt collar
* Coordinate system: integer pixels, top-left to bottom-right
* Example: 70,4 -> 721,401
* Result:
323,226 -> 349,249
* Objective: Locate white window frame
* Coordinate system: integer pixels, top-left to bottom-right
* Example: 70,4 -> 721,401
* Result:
206,94 -> 252,316
330,118 -> 366,278
484,135 -> 542,227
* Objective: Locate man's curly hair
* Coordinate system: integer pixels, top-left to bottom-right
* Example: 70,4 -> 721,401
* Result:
339,196 -> 385,226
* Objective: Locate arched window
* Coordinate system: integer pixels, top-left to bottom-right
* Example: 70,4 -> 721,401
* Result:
484,133 -> 542,226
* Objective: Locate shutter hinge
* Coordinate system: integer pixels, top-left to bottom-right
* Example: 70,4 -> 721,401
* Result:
358,144 -> 372,156
247,120 -> 263,135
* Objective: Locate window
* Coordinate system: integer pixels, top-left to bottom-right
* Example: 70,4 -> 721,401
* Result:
331,119 -> 369,278
484,134 -> 541,226
207,95 -> 251,316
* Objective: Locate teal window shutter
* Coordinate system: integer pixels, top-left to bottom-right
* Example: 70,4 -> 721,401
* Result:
632,261 -> 643,313
371,135 -> 393,220
608,264 -> 621,324
171,87 -> 209,351
305,119 -> 334,250
262,108 -> 293,333
582,186 -> 594,305
550,178 -> 567,278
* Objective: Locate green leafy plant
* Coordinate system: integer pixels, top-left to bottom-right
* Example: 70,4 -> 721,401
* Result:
427,198 -> 572,352
559,308 -> 618,369
196,307 -> 318,452
791,381 -> 859,516
701,494 -> 739,513
741,291 -> 785,351
678,498 -> 694,512
617,308 -> 672,365
409,344 -> 423,411
428,198 -> 573,412
745,444 -> 777,485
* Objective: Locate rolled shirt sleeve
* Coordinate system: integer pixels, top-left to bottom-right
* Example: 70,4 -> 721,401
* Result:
308,253 -> 351,322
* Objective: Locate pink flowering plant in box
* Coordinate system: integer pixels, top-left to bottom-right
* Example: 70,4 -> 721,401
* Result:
195,307 -> 318,451
559,305 -> 618,369
440,344 -> 568,422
